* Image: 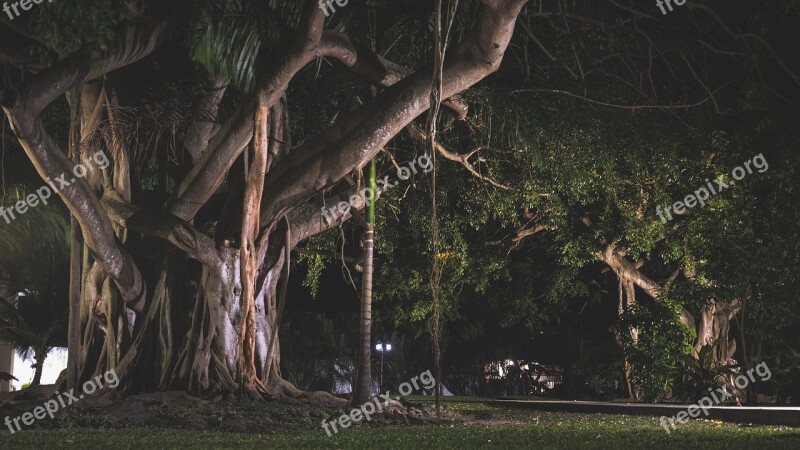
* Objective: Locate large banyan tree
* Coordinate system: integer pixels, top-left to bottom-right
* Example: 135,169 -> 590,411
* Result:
0,0 -> 527,398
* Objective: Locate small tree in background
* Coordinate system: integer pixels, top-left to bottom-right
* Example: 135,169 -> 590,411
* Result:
0,187 -> 69,386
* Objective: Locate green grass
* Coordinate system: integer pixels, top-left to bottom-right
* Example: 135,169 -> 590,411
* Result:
1,402 -> 798,449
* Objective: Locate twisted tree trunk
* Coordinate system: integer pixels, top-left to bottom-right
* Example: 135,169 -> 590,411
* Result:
602,243 -> 740,363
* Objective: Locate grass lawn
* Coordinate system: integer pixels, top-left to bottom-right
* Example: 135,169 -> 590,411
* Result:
1,400 -> 798,449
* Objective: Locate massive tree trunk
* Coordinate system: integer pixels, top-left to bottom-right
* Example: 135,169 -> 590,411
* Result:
614,277 -> 637,399
1,0 -> 528,398
693,297 -> 739,361
601,243 -> 739,363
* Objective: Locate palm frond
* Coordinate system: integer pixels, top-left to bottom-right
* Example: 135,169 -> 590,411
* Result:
0,185 -> 69,267
0,296 -> 23,324
190,0 -> 265,92
0,324 -> 39,356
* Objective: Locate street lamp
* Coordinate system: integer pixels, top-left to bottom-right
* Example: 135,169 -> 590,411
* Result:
375,342 -> 392,392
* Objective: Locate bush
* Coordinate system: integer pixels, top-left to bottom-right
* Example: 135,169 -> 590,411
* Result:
770,347 -> 800,405
618,300 -> 690,402
670,344 -> 737,402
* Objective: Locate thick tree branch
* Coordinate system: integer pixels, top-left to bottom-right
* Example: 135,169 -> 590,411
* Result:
0,26 -> 46,69
0,21 -> 168,311
601,243 -> 695,331
101,190 -> 224,270
1,117 -> 146,311
289,184 -> 382,248
318,32 -> 469,119
172,1 -> 474,223
0,19 -> 65,56
513,225 -> 546,243
170,3 -> 327,221
260,0 -> 529,225
170,98 -> 254,221
1,21 -> 168,121
256,1 -> 326,106
602,244 -> 662,300
184,77 -> 229,163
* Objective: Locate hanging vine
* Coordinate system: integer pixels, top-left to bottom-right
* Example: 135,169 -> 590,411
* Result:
427,0 -> 458,418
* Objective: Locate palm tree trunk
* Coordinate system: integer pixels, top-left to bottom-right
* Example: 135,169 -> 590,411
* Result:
354,158 -> 376,404
32,351 -> 44,386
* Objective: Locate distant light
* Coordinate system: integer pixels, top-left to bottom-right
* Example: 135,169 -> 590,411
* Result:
386,344 -> 392,351
376,343 -> 383,351
505,359 -> 514,366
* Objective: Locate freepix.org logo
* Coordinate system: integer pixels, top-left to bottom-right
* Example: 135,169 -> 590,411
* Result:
655,154 -> 768,224
320,153 -> 432,224
0,150 -> 110,225
4,369 -> 120,434
659,361 -> 772,434
3,0 -> 56,21
321,369 -> 436,437
318,0 -> 347,18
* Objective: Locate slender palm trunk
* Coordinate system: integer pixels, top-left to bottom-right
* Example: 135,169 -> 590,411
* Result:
354,158 -> 377,404
31,351 -> 45,386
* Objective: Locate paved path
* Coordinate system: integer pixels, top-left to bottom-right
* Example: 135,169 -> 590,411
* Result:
493,399 -> 800,427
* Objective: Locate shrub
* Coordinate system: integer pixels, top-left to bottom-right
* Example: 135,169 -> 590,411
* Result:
618,300 -> 690,402
670,344 -> 738,402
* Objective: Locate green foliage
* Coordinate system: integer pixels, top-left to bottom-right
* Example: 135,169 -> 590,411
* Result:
0,186 -> 69,265
298,253 -> 327,299
296,229 -> 339,299
189,0 -> 305,92
139,153 -> 160,192
190,0 -> 264,92
768,347 -> 800,405
670,344 -> 738,403
29,0 -> 125,62
618,301 -> 690,402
